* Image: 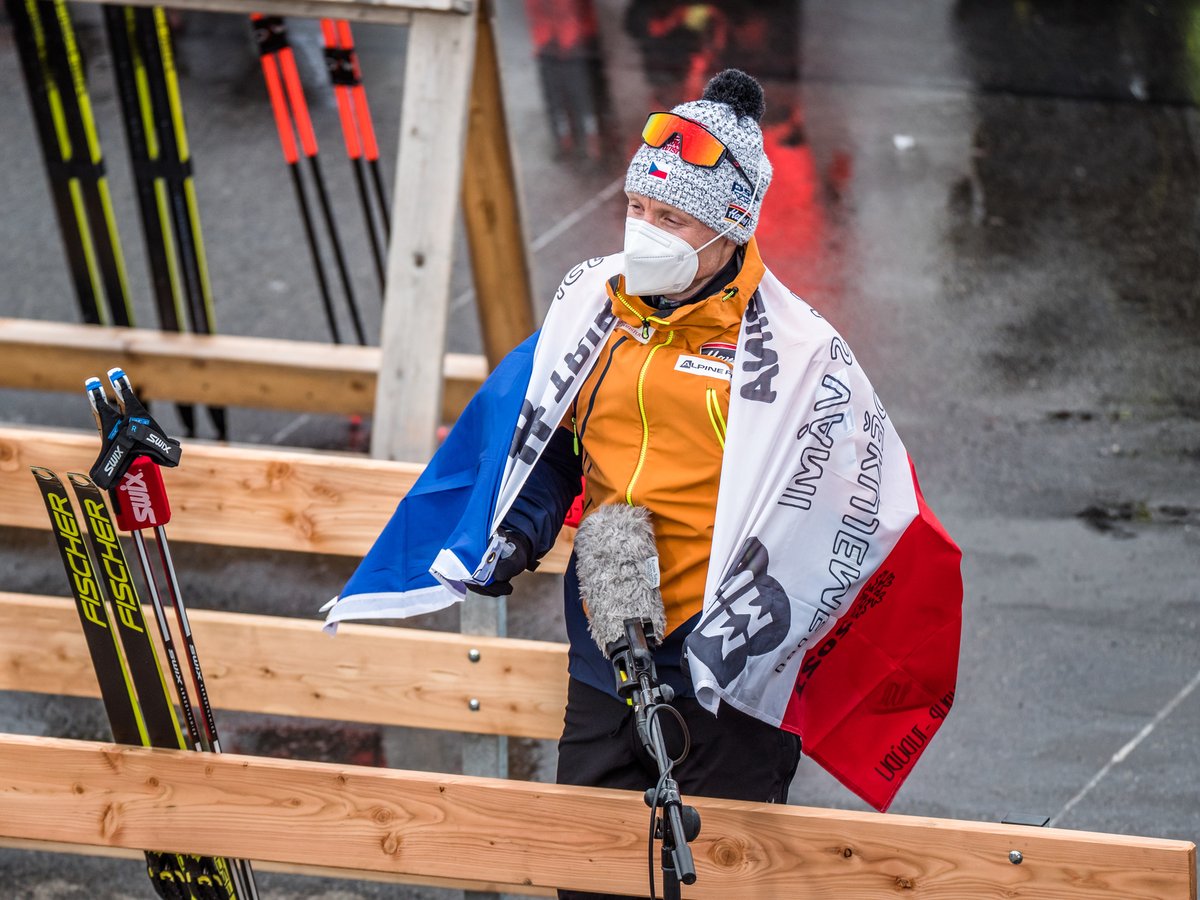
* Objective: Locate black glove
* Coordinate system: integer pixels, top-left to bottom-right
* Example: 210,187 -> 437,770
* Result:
473,529 -> 532,597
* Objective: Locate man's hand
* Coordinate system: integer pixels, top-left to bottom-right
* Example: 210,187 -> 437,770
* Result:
474,529 -> 532,597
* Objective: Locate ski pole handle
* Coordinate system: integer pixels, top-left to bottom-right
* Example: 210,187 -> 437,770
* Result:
85,375 -> 122,437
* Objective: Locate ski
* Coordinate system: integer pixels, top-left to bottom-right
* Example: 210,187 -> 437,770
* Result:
251,13 -> 367,346
30,467 -> 226,900
103,5 -> 227,440
7,0 -> 135,327
70,472 -> 241,899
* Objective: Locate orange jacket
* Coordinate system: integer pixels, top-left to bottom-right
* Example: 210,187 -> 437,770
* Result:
572,238 -> 766,636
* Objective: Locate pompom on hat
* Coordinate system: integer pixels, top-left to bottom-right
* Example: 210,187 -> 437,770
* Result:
625,69 -> 773,245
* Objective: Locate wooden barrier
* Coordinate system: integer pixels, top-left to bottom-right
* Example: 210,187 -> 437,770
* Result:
0,318 -> 486,421
0,734 -> 1193,898
0,425 -> 574,571
69,0 -> 466,24
0,592 -> 568,739
0,838 -> 554,897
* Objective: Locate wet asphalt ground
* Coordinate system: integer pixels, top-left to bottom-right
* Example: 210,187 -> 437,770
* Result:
1,0 -> 1198,897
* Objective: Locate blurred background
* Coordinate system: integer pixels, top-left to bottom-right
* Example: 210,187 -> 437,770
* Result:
1,0 -> 1198,896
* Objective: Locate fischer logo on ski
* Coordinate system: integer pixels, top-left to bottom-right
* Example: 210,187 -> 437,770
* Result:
79,497 -> 144,633
44,492 -> 108,628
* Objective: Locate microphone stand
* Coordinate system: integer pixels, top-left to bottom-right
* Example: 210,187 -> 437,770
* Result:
608,617 -> 701,900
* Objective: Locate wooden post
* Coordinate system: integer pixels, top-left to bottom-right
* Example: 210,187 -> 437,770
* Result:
372,9 -> 479,462
461,0 -> 536,368
460,592 -> 508,900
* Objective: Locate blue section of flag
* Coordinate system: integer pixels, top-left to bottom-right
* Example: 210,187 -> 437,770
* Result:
336,330 -> 540,602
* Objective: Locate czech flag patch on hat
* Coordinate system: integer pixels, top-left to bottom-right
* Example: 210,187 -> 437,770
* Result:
648,160 -> 671,179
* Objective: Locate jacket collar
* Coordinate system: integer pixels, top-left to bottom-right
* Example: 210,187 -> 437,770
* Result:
606,237 -> 765,331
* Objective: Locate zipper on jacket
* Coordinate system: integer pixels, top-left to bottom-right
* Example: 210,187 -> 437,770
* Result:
625,330 -> 675,505
705,387 -> 727,449
572,414 -> 579,455
615,287 -> 669,340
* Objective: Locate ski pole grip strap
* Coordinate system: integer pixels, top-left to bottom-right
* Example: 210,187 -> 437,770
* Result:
113,456 -> 173,531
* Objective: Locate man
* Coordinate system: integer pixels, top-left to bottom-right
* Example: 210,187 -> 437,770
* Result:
479,70 -> 803,825
324,67 -> 961,900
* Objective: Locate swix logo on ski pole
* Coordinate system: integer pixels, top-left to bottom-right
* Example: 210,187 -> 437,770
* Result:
81,498 -> 143,633
119,470 -> 157,525
102,445 -> 125,477
47,494 -> 107,628
145,431 -> 173,455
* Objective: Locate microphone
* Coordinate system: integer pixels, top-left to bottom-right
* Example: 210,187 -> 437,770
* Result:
573,503 -> 665,658
575,503 -> 701,892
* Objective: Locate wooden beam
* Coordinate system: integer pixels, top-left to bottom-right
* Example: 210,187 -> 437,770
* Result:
0,593 -> 569,739
374,9 -> 479,461
0,838 -> 554,896
64,0 -> 472,26
461,0 -> 536,368
0,426 -> 574,570
0,735 -> 1193,898
0,318 -> 486,421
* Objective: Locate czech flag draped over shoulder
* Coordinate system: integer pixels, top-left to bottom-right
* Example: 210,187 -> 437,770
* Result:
323,254 -> 963,812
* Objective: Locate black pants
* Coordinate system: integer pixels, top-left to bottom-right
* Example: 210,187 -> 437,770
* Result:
555,678 -> 801,900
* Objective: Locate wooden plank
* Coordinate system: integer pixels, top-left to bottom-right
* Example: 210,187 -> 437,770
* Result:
0,734 -> 1193,898
0,425 -> 574,570
461,0 -> 536,368
0,593 -> 569,739
0,318 -> 486,421
0,838 -> 554,896
65,0 -> 471,26
373,9 -> 479,461
0,426 -> 419,557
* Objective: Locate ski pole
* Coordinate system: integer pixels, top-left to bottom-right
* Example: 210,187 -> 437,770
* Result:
251,14 -> 367,345
331,18 -> 390,240
321,18 -> 388,291
100,370 -> 259,900
84,377 -> 239,899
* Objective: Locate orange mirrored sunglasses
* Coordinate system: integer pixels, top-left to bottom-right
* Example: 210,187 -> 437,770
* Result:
641,112 -> 753,187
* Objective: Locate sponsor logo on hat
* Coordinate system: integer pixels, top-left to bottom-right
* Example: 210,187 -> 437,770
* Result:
724,204 -> 751,226
664,134 -> 683,156
648,160 -> 671,180
700,341 -> 737,362
730,179 -> 753,204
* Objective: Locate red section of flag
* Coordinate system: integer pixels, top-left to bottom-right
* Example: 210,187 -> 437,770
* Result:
564,476 -> 586,528
781,462 -> 962,811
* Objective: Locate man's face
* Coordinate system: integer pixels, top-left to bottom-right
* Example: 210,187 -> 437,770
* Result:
626,192 -> 716,249
626,192 -> 736,299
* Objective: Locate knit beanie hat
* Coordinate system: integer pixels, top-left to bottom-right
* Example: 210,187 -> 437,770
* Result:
625,69 -> 773,245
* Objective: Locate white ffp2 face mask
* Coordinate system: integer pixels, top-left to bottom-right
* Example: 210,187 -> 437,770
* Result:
622,217 -> 715,296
